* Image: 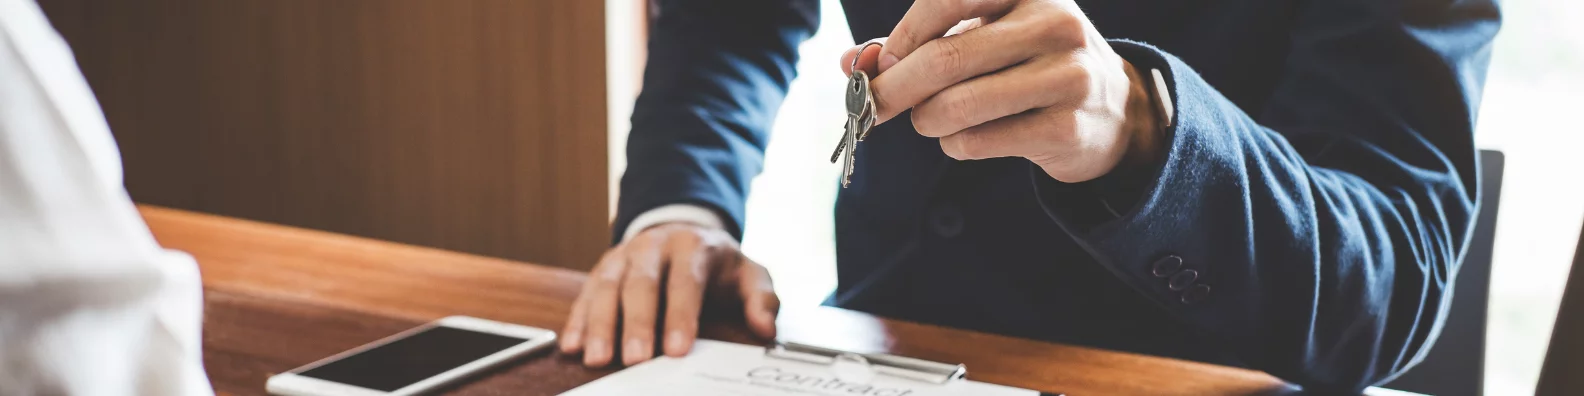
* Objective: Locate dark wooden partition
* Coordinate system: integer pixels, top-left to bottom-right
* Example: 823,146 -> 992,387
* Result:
37,0 -> 609,269
1538,221 -> 1584,395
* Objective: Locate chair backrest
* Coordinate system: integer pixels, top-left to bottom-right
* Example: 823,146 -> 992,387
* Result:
1536,218 -> 1584,394
1383,150 -> 1504,396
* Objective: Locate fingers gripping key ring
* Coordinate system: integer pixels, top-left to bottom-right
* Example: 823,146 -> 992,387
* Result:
852,39 -> 884,76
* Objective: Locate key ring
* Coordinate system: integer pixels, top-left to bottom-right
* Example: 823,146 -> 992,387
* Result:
851,39 -> 884,78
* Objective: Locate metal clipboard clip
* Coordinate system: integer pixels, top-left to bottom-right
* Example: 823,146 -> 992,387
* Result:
764,341 -> 968,385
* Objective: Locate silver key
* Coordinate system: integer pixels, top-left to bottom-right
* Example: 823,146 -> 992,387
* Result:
831,41 -> 882,187
831,70 -> 871,186
830,71 -> 867,163
856,84 -> 876,141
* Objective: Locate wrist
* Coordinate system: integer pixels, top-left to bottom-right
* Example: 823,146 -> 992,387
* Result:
620,204 -> 727,243
1119,60 -> 1165,170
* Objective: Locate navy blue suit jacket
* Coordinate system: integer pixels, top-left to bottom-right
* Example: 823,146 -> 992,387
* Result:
614,0 -> 1499,391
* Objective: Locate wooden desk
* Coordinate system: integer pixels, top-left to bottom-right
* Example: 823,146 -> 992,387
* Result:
143,205 -> 1310,395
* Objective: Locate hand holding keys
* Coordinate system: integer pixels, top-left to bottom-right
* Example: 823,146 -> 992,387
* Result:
830,41 -> 881,188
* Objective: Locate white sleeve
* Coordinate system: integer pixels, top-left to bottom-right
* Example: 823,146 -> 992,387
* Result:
620,204 -> 727,242
0,1 -> 213,395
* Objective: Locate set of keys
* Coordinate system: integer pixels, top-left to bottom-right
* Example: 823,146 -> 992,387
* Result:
830,41 -> 882,188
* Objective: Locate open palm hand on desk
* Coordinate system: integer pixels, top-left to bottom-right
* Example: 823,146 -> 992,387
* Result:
560,223 -> 780,367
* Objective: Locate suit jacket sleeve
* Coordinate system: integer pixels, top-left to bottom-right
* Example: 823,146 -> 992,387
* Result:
613,0 -> 820,243
1033,0 -> 1500,391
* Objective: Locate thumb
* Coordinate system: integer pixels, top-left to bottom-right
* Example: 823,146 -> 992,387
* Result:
735,260 -> 780,339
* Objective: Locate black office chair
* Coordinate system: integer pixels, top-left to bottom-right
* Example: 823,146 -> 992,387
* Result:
1536,219 -> 1584,395
1382,150 -> 1504,396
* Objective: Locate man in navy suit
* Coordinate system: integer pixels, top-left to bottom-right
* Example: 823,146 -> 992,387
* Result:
558,0 -> 1500,392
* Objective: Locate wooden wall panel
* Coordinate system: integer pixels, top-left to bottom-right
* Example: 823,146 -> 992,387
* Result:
37,0 -> 609,269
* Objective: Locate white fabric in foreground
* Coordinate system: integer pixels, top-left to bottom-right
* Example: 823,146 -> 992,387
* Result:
0,0 -> 212,394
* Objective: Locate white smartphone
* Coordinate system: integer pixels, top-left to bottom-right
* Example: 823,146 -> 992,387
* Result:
266,316 -> 557,396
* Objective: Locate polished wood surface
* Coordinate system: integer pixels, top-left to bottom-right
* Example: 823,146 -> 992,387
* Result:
142,205 -> 1312,395
39,0 -> 610,270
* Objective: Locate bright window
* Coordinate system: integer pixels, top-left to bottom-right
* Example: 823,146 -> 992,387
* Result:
1473,1 -> 1584,393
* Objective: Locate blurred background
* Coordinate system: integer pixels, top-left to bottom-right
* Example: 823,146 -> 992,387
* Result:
34,0 -> 1582,394
38,0 -> 613,270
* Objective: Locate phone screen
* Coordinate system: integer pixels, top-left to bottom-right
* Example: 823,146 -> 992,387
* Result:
297,325 -> 531,392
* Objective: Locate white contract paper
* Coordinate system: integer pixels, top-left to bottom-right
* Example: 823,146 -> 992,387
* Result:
560,340 -> 1037,396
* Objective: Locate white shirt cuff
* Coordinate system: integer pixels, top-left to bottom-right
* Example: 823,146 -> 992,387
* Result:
621,203 -> 727,242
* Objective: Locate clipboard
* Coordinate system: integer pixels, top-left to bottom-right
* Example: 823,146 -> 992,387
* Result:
765,341 -> 1062,396
560,339 -> 1050,396
764,341 -> 967,384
